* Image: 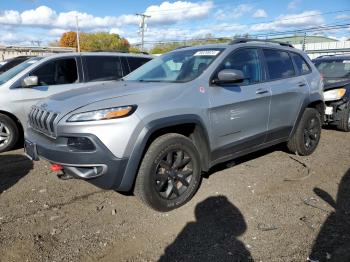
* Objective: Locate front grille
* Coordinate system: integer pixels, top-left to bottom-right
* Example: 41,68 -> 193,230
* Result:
28,106 -> 59,137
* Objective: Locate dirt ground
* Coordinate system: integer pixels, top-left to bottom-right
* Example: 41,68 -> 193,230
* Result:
0,129 -> 349,262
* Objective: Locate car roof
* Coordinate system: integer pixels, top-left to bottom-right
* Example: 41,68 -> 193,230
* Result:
313,54 -> 350,61
170,40 -> 298,53
42,52 -> 153,60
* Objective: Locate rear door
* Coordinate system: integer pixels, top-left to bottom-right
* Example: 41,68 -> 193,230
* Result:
126,57 -> 152,73
208,48 -> 271,157
262,49 -> 308,142
19,56 -> 85,119
83,56 -> 125,81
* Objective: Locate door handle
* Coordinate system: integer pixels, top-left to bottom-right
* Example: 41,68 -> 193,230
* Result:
298,82 -> 306,87
256,88 -> 269,95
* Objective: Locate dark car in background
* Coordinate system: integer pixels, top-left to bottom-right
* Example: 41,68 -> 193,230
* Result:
0,56 -> 32,74
313,55 -> 350,131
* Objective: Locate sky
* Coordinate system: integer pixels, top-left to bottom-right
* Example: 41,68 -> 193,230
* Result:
0,0 -> 349,47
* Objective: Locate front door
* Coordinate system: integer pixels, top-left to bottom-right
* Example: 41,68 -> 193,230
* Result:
19,57 -> 85,124
208,48 -> 270,159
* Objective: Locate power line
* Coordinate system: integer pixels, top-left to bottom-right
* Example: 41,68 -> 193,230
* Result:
151,9 -> 350,31
136,22 -> 350,45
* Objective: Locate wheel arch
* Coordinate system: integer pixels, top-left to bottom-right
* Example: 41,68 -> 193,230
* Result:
290,99 -> 325,138
117,115 -> 211,191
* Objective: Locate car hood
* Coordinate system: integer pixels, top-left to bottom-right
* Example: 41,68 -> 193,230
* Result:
38,80 -> 181,116
323,78 -> 350,91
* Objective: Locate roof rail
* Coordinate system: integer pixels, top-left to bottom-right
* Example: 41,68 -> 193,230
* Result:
313,54 -> 335,59
174,45 -> 191,50
86,50 -> 150,55
229,38 -> 294,48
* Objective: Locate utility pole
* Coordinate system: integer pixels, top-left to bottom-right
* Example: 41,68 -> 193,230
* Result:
75,15 -> 81,53
136,13 -> 151,51
302,32 -> 307,51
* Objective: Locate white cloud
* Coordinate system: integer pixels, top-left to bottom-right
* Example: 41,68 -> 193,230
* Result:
145,1 -> 213,24
0,2 -> 213,30
215,4 -> 253,20
21,6 -> 56,26
0,10 -> 21,25
335,14 -> 350,20
252,11 -> 325,31
287,0 -> 300,10
253,9 -> 267,18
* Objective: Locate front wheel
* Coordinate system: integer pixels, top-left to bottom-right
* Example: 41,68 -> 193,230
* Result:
134,133 -> 202,212
287,108 -> 321,156
0,114 -> 19,153
336,103 -> 350,132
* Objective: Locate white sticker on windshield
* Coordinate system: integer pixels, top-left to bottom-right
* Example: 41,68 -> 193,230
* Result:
194,50 -> 220,56
343,60 -> 350,63
27,60 -> 39,64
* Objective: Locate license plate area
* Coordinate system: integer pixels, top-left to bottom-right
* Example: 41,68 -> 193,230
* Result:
25,140 -> 39,161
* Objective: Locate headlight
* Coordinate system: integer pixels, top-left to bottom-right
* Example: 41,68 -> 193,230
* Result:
323,88 -> 346,101
67,105 -> 136,122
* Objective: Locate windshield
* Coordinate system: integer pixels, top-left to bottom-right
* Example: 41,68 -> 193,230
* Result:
0,57 -> 43,85
124,48 -> 224,83
314,59 -> 350,79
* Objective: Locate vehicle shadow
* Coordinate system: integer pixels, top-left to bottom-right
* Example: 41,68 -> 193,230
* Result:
309,168 -> 350,262
0,154 -> 33,194
158,195 -> 253,262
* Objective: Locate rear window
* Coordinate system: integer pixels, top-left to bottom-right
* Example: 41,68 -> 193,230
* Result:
291,52 -> 311,75
263,49 -> 295,80
85,56 -> 123,81
127,57 -> 152,72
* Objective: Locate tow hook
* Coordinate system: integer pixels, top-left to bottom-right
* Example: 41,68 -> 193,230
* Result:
57,172 -> 74,180
50,164 -> 74,180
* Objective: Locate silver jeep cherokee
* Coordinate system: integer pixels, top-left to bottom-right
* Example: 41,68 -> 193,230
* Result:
25,39 -> 324,211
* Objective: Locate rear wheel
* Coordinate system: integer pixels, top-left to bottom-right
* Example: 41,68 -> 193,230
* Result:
336,104 -> 350,132
0,114 -> 19,153
287,108 -> 321,156
134,133 -> 201,212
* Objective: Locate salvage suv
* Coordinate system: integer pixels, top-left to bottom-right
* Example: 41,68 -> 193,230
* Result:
25,39 -> 324,211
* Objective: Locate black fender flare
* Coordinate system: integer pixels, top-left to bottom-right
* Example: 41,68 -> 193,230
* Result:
117,114 -> 211,191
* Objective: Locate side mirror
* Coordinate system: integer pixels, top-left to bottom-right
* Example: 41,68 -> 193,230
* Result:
212,69 -> 245,85
22,76 -> 38,87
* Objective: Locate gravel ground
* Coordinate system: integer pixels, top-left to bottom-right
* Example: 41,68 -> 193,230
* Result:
0,129 -> 349,262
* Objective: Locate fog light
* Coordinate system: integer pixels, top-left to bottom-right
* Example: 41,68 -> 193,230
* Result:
67,137 -> 95,151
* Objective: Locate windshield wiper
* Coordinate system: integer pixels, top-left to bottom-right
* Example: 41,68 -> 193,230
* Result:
137,79 -> 163,82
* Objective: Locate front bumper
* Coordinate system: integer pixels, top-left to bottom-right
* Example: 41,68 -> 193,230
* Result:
324,99 -> 349,124
25,128 -> 129,190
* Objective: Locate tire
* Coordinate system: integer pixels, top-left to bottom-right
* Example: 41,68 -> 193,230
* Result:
134,133 -> 202,212
287,108 -> 321,156
336,103 -> 350,132
0,114 -> 19,153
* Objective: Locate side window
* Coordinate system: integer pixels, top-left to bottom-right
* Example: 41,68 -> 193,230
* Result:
85,56 -> 123,81
290,52 -> 311,75
263,49 -> 295,80
30,58 -> 78,86
127,57 -> 151,72
218,48 -> 263,85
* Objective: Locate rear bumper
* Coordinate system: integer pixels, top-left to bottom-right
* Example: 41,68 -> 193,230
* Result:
25,128 -> 129,190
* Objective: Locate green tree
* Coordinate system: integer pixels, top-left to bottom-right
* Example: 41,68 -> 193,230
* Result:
59,31 -> 130,52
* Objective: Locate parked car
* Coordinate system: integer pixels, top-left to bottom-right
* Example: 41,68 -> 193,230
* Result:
0,56 -> 32,74
0,52 -> 152,152
313,55 -> 350,131
25,39 -> 324,211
